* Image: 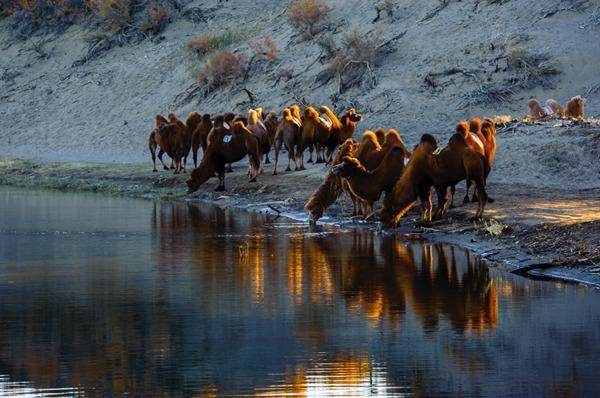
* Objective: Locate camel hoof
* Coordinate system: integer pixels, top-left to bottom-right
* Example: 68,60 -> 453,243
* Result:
463,198 -> 470,205
299,166 -> 306,171
163,166 -> 169,170
487,196 -> 495,203
152,169 -> 157,173
249,177 -> 257,183
215,186 -> 226,192
273,171 -> 278,176
307,159 -> 314,164
285,167 -> 291,172
265,159 -> 271,164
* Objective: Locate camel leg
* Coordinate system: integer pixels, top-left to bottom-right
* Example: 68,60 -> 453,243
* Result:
464,180 -> 472,204
215,163 -> 226,191
419,186 -> 433,222
149,142 -> 157,172
192,147 -> 198,169
273,140 -> 282,175
434,186 -> 449,220
286,145 -> 294,172
248,151 -> 259,183
472,189 -> 495,204
265,152 -> 271,164
157,150 -> 170,170
307,144 -> 314,163
315,144 -> 324,163
298,146 -> 305,170
449,185 -> 456,208
226,163 -> 233,173
473,180 -> 488,219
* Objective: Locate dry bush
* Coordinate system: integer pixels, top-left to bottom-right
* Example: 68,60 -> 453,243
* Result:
187,25 -> 247,59
86,0 -> 131,32
251,33 -> 279,62
197,50 -> 244,91
505,46 -> 560,89
375,0 -> 395,17
329,28 -> 383,92
138,0 -> 170,34
287,0 -> 331,36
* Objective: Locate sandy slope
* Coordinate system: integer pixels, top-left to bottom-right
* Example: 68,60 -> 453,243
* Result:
0,0 -> 599,192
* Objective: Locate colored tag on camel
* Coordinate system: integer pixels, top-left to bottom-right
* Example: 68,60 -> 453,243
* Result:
433,147 -> 444,156
223,135 -> 232,143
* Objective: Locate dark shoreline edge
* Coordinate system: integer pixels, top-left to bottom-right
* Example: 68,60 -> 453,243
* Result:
1,157 -> 599,289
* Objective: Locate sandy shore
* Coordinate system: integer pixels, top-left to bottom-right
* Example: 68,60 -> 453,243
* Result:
1,153 -> 599,288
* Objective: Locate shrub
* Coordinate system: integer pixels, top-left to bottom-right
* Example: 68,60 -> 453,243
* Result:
505,46 -> 560,89
197,50 -> 244,91
251,33 -> 279,62
86,0 -> 131,32
329,28 -> 383,92
287,0 -> 331,36
138,0 -> 171,34
187,25 -> 247,59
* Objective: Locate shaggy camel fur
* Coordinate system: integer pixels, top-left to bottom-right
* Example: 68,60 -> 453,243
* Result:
304,138 -> 358,223
149,115 -> 169,172
273,108 -> 302,175
450,120 -> 485,206
154,116 -> 186,174
564,95 -> 584,119
374,128 -> 386,146
380,132 -> 489,228
528,99 -> 549,119
186,119 -> 260,193
191,114 -> 212,168
302,106 -> 334,163
332,146 -> 407,219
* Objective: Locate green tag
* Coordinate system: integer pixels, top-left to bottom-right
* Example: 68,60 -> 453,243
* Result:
433,147 -> 444,156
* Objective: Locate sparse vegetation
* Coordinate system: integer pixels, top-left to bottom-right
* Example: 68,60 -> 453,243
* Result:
197,50 -> 245,92
251,33 -> 279,62
287,0 -> 332,36
505,46 -> 560,89
329,28 -> 384,92
187,25 -> 247,59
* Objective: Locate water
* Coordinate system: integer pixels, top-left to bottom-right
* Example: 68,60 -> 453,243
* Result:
0,187 -> 599,397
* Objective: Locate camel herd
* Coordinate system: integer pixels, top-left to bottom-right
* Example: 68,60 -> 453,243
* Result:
148,95 -> 584,228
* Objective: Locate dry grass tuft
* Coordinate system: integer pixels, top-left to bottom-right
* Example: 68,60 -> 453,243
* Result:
251,33 -> 279,62
287,0 -> 332,36
197,50 -> 245,91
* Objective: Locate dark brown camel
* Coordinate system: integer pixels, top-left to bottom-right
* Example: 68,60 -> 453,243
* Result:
186,118 -> 260,193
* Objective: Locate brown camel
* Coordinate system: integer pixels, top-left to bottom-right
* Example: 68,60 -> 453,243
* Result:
186,118 -> 260,193
302,106 -> 334,163
154,116 -> 186,174
332,146 -> 407,219
319,106 -> 363,162
149,115 -> 169,172
183,112 -> 203,169
247,109 -> 272,174
374,128 -> 386,146
304,138 -> 358,223
262,111 -> 279,164
273,108 -> 302,175
546,99 -> 564,117
191,114 -> 212,168
564,95 -> 584,119
380,132 -> 489,228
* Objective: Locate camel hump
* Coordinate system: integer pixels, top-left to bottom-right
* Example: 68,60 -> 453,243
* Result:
469,118 -> 482,134
470,133 -> 485,152
202,114 -> 211,122
319,114 -> 333,129
420,133 -> 437,146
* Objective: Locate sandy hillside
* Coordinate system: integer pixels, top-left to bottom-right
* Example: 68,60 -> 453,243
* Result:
1,0 -> 599,191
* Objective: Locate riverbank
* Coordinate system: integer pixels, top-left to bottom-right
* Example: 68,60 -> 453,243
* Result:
1,155 -> 599,288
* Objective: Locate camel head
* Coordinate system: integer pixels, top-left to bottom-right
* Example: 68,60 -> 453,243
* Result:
186,159 -> 214,194
333,138 -> 358,164
419,133 -> 438,153
304,198 -> 324,224
481,118 -> 496,139
343,108 -> 363,124
167,112 -> 178,123
332,156 -> 364,177
469,118 -> 482,135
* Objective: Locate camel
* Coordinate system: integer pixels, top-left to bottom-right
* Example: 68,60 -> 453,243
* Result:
319,106 -> 363,162
332,146 -> 407,219
546,99 -> 564,117
191,114 -> 213,168
149,115 -> 169,172
183,112 -> 203,169
186,118 -> 260,193
247,109 -> 272,173
304,138 -> 358,223
301,106 -> 334,163
564,95 -> 584,119
262,111 -> 279,164
273,108 -> 302,175
380,131 -> 489,228
449,119 -> 485,206
153,115 -> 186,174
527,99 -> 549,119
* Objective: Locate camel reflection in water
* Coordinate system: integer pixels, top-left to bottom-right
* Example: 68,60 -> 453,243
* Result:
151,202 -> 498,335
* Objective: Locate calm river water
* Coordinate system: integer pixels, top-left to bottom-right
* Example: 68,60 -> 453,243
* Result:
0,187 -> 599,397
